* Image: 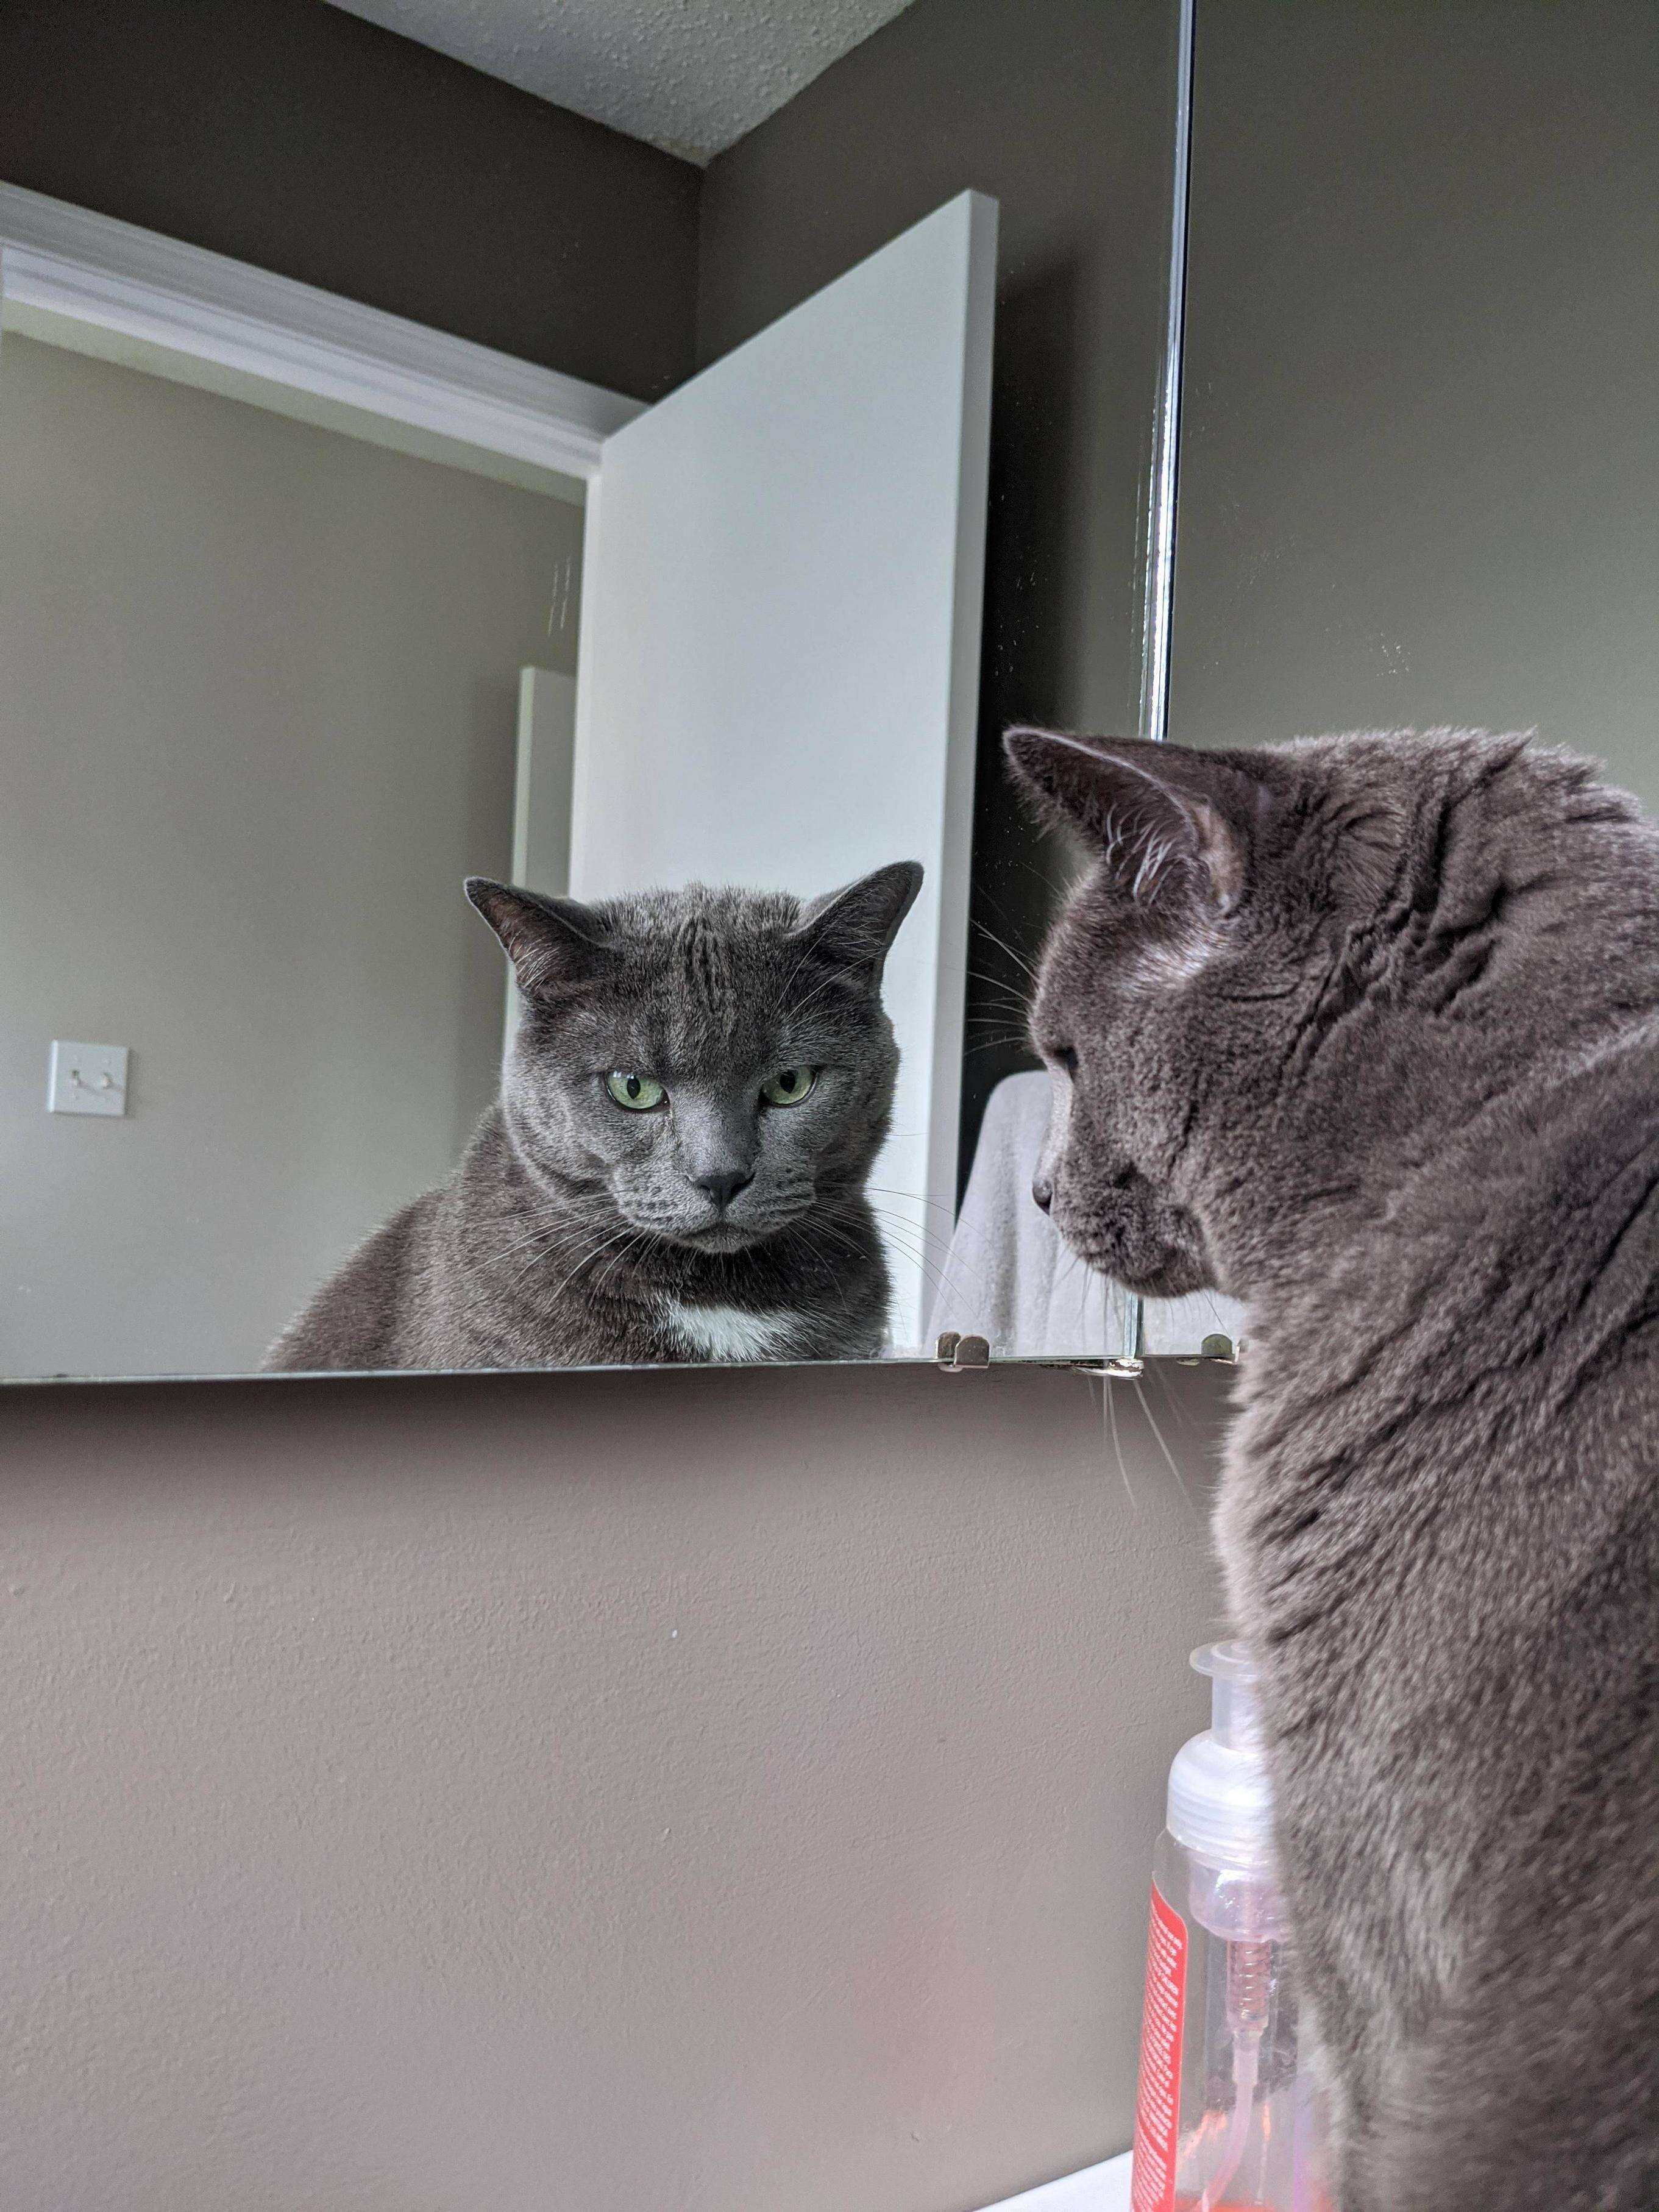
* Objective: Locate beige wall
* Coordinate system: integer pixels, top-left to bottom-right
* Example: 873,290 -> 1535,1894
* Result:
0,335 -> 583,1378
0,1360 -> 1226,2212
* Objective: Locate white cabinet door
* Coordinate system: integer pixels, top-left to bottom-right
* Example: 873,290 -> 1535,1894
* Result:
569,192 -> 996,1351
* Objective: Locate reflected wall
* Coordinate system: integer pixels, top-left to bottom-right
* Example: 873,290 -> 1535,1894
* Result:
1173,0 -> 1659,803
0,334 -> 583,1375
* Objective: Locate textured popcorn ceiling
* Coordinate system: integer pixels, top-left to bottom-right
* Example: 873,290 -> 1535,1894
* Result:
324,0 -> 918,164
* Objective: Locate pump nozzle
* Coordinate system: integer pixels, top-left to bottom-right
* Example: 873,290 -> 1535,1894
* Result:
1198,1640 -> 1265,1753
1175,1647 -> 1280,2211
1167,1644 -> 1279,1884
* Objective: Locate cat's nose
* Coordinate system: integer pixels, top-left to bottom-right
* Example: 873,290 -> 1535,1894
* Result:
696,1167 -> 755,1211
1031,1175 -> 1053,1214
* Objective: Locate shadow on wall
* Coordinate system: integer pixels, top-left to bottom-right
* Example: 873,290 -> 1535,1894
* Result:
963,250 -> 1089,1193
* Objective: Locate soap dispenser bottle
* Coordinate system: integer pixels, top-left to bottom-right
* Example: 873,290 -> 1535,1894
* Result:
1130,1643 -> 1330,2212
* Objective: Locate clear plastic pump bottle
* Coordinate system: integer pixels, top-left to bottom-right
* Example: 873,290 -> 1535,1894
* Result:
1129,1644 -> 1330,2212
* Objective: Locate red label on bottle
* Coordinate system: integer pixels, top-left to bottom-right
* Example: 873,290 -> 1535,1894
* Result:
1131,1880 -> 1187,2212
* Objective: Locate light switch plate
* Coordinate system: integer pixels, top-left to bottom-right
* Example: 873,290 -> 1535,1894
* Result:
48,1040 -> 129,1117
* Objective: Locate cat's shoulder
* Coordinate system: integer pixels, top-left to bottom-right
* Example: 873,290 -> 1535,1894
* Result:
263,1192 -> 437,1370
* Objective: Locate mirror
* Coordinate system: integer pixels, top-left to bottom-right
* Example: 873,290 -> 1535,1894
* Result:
0,3 -> 1232,1381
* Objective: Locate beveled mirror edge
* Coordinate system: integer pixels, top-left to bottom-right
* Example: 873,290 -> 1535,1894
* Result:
0,1346 -> 1238,1390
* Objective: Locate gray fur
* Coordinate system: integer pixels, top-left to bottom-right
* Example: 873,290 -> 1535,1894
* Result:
266,863 -> 921,1370
1006,725 -> 1659,2212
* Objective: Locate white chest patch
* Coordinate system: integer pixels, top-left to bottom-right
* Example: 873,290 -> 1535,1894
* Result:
661,1300 -> 798,1363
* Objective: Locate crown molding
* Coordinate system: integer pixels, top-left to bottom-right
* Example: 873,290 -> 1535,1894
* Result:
0,183 -> 642,488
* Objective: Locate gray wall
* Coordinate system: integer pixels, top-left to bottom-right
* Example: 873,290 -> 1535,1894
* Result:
697,0 -> 1185,1175
1,1362 -> 1227,2211
1173,0 -> 1659,802
0,0 -> 700,400
0,334 -> 582,1377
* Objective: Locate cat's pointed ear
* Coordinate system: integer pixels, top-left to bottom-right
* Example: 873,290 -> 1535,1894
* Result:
1003,728 -> 1252,915
789,861 -> 923,987
465,878 -> 611,1000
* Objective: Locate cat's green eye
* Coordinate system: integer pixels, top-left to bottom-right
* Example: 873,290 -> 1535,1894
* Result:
761,1066 -> 817,1107
606,1070 -> 666,1111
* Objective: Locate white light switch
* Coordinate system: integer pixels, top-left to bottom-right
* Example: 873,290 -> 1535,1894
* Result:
48,1041 -> 129,1117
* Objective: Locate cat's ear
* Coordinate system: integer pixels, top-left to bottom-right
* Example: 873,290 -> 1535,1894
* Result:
465,878 -> 611,1000
789,861 -> 923,986
1003,728 -> 1252,915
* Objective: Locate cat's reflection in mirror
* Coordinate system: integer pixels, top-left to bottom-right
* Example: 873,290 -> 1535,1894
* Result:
264,863 -> 922,1370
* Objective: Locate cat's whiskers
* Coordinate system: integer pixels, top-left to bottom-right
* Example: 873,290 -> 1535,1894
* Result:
970,919 -> 1043,986
837,1203 -> 959,1302
835,1193 -> 954,1242
795,1209 -> 865,1267
1143,1354 -> 1204,1439
863,1184 -> 957,1215
965,1008 -> 1038,1039
542,1225 -> 649,1305
1130,1373 -> 1202,1524
484,1221 -> 589,1287
481,1201 -> 607,1272
1101,1370 -> 1139,1509
509,1220 -> 638,1303
778,1221 -> 858,1318
800,1204 -> 915,1311
493,1203 -> 623,1274
960,1022 -> 1039,1048
589,1229 -> 656,1299
856,1198 -> 986,1293
854,1185 -> 997,1304
964,967 -> 1036,1006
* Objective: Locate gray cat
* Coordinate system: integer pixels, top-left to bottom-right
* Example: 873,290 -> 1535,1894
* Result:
265,863 -> 921,1370
1006,726 -> 1658,2212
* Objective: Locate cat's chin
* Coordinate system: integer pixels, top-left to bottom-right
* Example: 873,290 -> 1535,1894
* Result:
1057,1232 -> 1210,1300
1106,1253 -> 1212,1298
677,1222 -> 766,1254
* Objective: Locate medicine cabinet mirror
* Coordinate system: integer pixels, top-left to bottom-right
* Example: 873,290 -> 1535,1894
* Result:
0,0 -> 1239,1382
